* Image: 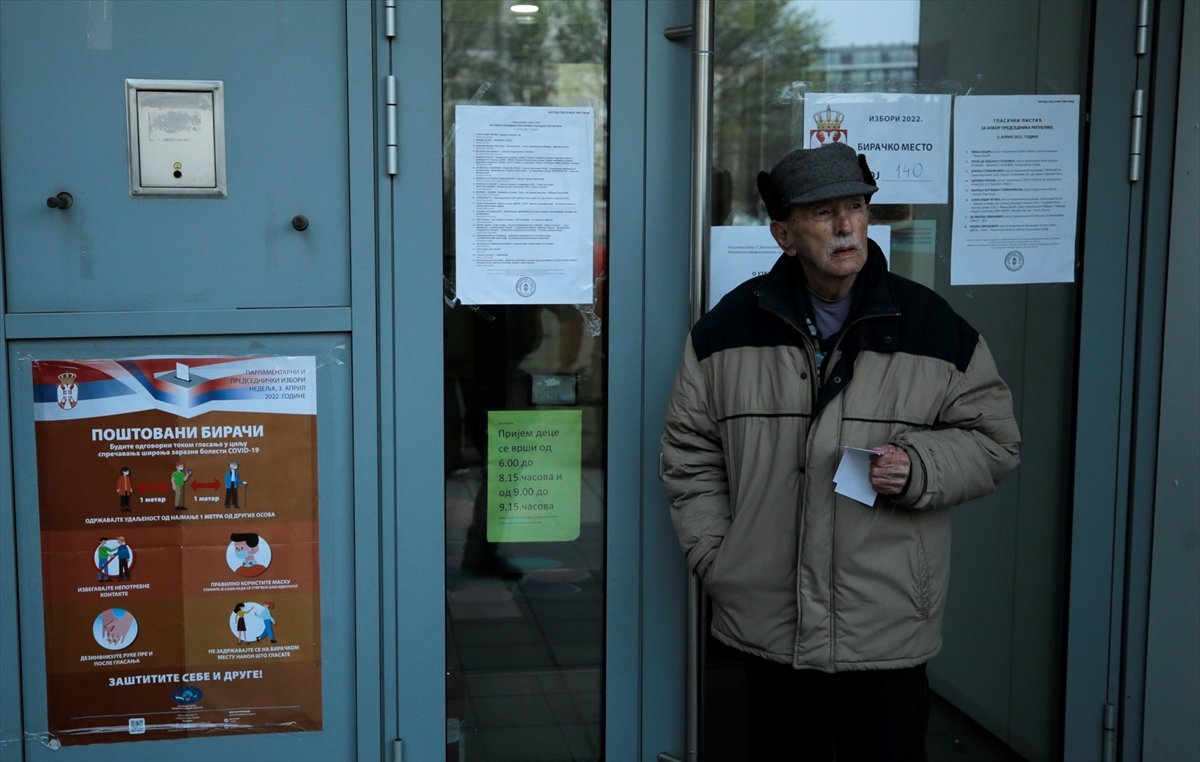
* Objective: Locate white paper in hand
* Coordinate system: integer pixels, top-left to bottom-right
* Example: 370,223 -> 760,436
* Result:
833,446 -> 879,507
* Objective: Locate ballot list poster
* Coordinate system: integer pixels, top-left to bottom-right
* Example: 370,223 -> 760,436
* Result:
31,355 -> 321,745
455,104 -> 595,305
951,95 -> 1081,284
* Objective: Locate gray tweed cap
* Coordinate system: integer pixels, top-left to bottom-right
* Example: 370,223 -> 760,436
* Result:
757,142 -> 878,221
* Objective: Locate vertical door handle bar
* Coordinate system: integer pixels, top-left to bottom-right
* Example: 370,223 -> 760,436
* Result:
689,0 -> 714,329
687,2 -> 715,761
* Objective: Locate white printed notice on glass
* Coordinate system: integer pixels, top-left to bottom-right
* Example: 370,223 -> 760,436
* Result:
951,95 -> 1080,285
455,105 -> 595,305
803,93 -> 952,205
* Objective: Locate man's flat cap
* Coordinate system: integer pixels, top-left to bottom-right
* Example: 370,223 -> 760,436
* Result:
757,142 -> 878,221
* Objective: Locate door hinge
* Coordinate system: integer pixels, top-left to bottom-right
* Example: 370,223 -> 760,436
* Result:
386,74 -> 398,177
393,737 -> 403,762
1101,703 -> 1117,762
1135,0 -> 1150,55
385,0 -> 396,39
1129,88 -> 1146,182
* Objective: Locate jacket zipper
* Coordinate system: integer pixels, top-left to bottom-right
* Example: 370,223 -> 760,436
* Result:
761,295 -> 902,668
823,309 -> 900,666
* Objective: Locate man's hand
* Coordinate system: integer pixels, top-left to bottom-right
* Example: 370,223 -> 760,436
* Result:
869,444 -> 910,495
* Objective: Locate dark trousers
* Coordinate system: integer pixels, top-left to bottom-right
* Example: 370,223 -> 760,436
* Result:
742,654 -> 929,762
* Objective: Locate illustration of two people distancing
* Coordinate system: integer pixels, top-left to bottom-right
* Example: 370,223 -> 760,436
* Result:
117,460 -> 248,512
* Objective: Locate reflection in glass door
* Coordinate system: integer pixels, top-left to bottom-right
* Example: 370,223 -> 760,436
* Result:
441,2 -> 610,760
704,1 -> 1088,759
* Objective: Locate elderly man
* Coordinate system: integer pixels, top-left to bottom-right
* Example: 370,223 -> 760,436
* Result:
661,142 -> 1020,760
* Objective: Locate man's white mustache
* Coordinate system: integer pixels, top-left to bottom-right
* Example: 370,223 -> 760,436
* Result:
827,237 -> 862,254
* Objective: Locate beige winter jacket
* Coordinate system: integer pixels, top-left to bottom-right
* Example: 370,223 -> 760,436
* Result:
662,246 -> 1020,671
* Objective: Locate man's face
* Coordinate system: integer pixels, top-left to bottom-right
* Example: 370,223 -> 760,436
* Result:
770,195 -> 869,297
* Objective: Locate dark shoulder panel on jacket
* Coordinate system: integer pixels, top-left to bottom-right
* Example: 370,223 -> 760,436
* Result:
690,277 -> 799,362
886,273 -> 979,373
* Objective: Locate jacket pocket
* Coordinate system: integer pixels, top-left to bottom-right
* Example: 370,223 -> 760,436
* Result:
910,524 -> 932,620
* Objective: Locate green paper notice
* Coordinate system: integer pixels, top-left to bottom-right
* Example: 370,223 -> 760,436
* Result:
487,410 -> 582,543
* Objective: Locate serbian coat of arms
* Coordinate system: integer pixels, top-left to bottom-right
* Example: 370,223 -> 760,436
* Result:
809,105 -> 848,147
56,372 -> 78,410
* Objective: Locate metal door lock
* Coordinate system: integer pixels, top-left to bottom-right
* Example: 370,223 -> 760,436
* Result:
291,215 -> 310,231
46,192 -> 74,210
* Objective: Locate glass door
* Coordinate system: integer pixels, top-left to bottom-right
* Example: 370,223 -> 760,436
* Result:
440,2 -> 610,759
702,1 -> 1092,759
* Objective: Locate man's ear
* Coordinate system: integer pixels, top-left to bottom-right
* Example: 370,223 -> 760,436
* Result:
769,219 -> 792,254
757,171 -> 786,221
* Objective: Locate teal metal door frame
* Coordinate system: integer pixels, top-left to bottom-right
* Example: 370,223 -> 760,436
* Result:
1065,0 -> 1188,758
639,1 -> 695,760
610,1 -> 694,758
349,2 -> 388,759
385,1 -> 444,757
0,180 -> 19,762
1062,0 -> 1141,755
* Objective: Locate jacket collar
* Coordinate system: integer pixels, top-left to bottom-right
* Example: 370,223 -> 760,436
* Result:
754,238 -> 898,332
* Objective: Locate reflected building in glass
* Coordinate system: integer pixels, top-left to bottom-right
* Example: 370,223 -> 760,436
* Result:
813,42 -> 919,84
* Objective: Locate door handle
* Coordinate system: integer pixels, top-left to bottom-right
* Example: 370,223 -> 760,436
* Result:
46,192 -> 74,210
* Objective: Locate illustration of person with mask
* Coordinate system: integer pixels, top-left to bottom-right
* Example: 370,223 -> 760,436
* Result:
116,466 -> 134,511
228,532 -> 269,577
224,461 -> 248,509
232,602 -> 249,643
170,462 -> 192,511
115,536 -> 132,581
255,602 -> 278,643
95,537 -> 114,582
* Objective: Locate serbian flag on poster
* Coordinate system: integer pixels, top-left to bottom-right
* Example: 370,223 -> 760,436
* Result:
32,356 -> 317,421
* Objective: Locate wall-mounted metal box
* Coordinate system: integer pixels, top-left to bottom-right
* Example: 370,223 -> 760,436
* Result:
125,79 -> 226,198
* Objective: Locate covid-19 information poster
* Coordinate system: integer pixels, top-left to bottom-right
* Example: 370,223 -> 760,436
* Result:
31,355 -> 321,746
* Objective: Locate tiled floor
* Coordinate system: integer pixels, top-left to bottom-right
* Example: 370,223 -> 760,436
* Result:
446,465 -> 605,761
926,695 -> 1027,762
450,667 -> 602,761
